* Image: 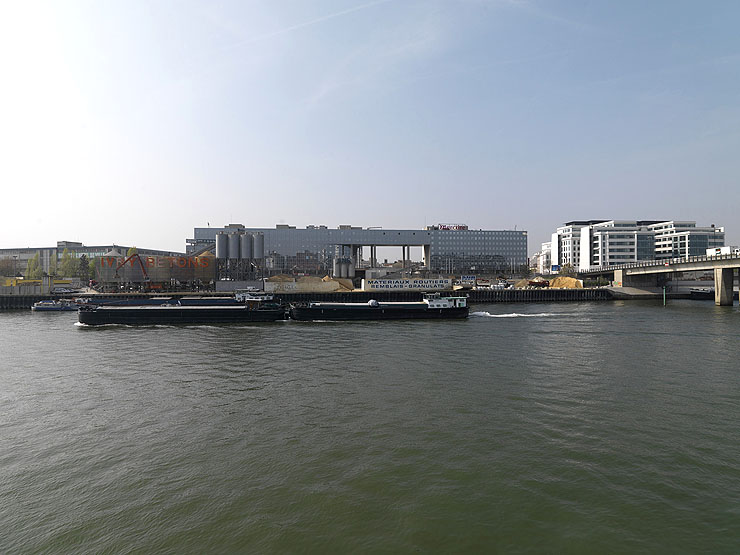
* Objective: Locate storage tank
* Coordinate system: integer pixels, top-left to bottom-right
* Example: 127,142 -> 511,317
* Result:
215,233 -> 228,259
348,263 -> 356,278
253,233 -> 265,259
240,233 -> 253,259
332,259 -> 340,278
228,233 -> 241,259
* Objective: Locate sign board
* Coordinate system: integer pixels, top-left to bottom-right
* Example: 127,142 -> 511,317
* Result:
363,278 -> 452,291
438,224 -> 468,231
551,265 -> 560,272
460,275 -> 476,283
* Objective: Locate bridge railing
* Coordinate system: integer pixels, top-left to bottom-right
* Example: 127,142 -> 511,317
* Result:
580,253 -> 740,274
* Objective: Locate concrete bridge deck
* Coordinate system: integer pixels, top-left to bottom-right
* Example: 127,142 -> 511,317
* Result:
580,253 -> 740,305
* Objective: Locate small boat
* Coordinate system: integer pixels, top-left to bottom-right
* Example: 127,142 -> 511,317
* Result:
289,293 -> 469,321
688,287 -> 739,301
31,299 -> 80,312
689,287 -> 714,300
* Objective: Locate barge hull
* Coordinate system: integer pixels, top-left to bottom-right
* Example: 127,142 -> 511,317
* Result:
289,307 -> 469,321
78,306 -> 286,325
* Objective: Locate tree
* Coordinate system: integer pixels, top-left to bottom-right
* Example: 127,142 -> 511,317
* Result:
78,254 -> 90,279
49,256 -> 58,277
558,263 -> 577,277
25,252 -> 43,279
88,257 -> 99,280
59,248 -> 79,278
0,257 -> 14,276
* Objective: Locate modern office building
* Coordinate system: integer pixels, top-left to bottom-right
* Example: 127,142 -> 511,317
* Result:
648,221 -> 725,260
188,223 -> 528,276
549,220 -> 725,271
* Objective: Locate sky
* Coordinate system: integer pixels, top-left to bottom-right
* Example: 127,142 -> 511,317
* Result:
1,0 -> 738,254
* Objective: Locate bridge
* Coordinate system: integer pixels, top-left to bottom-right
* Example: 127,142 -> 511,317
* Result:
580,253 -> 740,305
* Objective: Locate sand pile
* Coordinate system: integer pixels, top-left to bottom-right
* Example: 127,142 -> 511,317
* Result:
265,274 -> 294,282
549,276 -> 583,289
515,277 -> 549,288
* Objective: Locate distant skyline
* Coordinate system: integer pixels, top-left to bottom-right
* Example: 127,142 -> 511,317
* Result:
1,0 -> 739,254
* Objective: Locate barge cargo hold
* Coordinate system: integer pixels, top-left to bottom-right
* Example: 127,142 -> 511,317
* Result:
289,293 -> 469,321
78,303 -> 286,325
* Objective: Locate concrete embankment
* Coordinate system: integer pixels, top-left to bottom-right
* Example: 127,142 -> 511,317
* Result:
0,294 -> 53,310
607,287 -> 693,300
272,288 -> 613,304
1,288 -> 617,310
7,288 -> 676,311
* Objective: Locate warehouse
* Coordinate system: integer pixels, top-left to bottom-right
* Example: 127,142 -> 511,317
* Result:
187,223 -> 528,277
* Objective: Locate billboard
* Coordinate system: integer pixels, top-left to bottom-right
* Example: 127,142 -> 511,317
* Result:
363,278 -> 452,291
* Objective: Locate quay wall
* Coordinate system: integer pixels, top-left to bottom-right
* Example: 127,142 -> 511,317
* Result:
0,295 -> 53,310
272,288 -> 614,304
1,288 -> 614,310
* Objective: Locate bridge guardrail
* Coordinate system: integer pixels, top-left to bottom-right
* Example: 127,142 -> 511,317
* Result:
580,253 -> 740,274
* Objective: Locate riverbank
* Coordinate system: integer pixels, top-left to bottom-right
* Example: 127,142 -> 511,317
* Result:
4,286 -> 732,310
1,288 -> 614,310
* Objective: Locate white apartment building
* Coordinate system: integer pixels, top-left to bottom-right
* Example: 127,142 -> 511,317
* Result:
532,241 -> 552,274
549,220 -> 725,271
550,221 -> 596,270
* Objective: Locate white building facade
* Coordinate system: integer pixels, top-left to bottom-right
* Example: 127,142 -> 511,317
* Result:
532,241 -> 552,275
549,220 -> 725,271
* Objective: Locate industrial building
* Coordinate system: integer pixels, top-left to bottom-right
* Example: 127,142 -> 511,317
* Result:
188,223 -> 528,278
548,220 -> 725,272
0,241 -> 183,278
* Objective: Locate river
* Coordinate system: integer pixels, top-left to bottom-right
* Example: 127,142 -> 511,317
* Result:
1,300 -> 738,553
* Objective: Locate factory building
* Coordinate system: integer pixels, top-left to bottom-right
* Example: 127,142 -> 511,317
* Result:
188,223 -> 528,277
0,241 -> 183,278
548,220 -> 725,271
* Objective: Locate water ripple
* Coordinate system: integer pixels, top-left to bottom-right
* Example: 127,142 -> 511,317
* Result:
1,303 -> 739,552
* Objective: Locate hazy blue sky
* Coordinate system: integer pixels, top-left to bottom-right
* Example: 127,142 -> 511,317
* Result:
1,0 -> 738,254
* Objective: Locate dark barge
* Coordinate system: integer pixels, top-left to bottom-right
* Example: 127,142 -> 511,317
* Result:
289,293 -> 469,321
78,295 -> 286,325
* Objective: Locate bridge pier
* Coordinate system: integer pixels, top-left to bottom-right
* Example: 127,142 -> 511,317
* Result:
613,270 -> 658,288
714,268 -> 734,306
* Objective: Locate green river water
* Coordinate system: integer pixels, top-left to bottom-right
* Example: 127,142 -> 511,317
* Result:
1,300 -> 738,553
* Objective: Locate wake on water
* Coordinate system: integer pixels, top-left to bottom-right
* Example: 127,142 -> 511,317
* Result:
470,311 -> 558,318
